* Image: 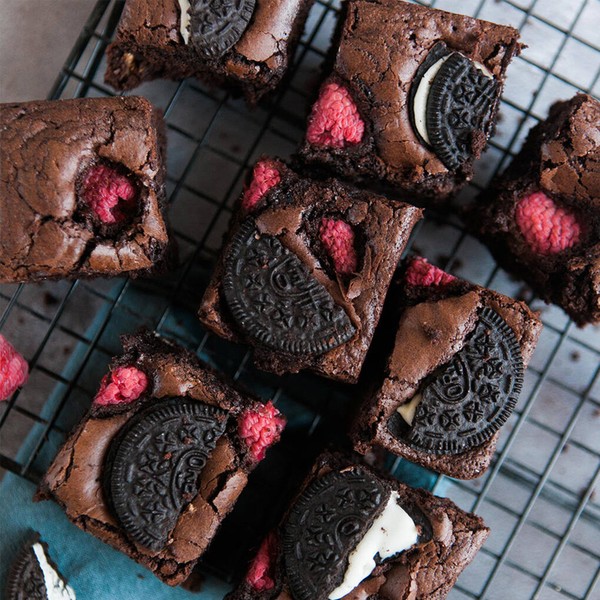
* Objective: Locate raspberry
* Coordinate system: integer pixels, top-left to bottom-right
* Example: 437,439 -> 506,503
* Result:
93,366 -> 148,406
241,160 -> 281,212
0,334 -> 29,401
306,82 -> 364,148
239,401 -> 286,461
80,164 -> 137,224
246,533 -> 277,592
405,256 -> 456,287
319,218 -> 358,275
515,191 -> 581,255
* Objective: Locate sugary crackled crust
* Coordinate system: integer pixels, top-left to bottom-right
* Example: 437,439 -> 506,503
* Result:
104,0 -> 312,102
0,96 -> 170,282
471,94 -> 600,325
198,159 -> 422,383
353,284 -> 542,480
226,454 -> 490,600
36,331 -> 265,586
300,0 -> 521,197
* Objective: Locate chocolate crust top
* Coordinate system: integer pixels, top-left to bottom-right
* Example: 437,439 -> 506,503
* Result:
0,96 -> 171,283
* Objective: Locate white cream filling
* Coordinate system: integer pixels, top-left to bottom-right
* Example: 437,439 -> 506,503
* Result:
412,54 -> 494,146
397,393 -> 423,427
178,0 -> 191,45
328,491 -> 418,599
32,543 -> 76,600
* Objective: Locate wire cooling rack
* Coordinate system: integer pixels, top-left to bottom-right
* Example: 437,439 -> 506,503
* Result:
1,0 -> 599,598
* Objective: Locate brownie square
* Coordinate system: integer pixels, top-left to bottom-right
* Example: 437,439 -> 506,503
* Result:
0,97 -> 172,283
36,331 -> 285,586
198,158 -> 423,383
298,0 -> 522,204
226,453 -> 489,600
470,93 -> 600,325
352,257 -> 542,480
104,0 -> 314,104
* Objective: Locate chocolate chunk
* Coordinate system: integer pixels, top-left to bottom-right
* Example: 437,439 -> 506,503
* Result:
427,53 -> 499,169
405,308 -> 523,455
105,398 -> 227,551
189,0 -> 256,59
6,535 -> 75,600
222,218 -> 356,356
282,467 -> 388,600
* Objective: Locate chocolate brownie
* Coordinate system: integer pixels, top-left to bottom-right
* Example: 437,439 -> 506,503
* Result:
298,0 -> 522,204
198,158 -> 422,383
0,97 -> 173,283
226,453 -> 489,600
352,257 -> 542,480
5,534 -> 76,600
105,0 -> 314,104
36,331 -> 285,586
470,94 -> 600,325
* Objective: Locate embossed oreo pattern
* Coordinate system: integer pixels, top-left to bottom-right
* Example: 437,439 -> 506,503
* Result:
282,468 -> 388,600
426,53 -> 499,170
189,0 -> 255,59
105,398 -> 227,551
6,542 -> 47,600
223,218 -> 356,356
407,308 -> 523,455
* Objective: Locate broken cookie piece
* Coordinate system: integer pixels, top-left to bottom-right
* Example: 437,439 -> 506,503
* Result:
36,331 -> 285,586
0,96 -> 173,283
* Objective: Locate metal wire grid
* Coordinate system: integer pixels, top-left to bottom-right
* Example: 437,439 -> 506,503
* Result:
0,0 -> 599,598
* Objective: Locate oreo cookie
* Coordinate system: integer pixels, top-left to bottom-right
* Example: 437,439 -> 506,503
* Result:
6,535 -> 75,600
282,467 -> 387,600
404,308 -> 522,455
104,398 -> 227,551
409,42 -> 500,170
223,218 -> 356,356
189,0 -> 255,59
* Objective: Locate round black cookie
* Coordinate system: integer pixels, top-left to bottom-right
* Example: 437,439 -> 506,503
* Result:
390,308 -> 523,455
409,42 -> 500,170
189,0 -> 256,59
222,218 -> 356,356
281,467 -> 388,600
104,397 -> 227,551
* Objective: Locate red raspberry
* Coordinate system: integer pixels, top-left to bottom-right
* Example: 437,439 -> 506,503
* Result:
241,160 -> 281,213
81,164 -> 137,224
405,256 -> 456,287
515,191 -> 581,255
239,401 -> 286,462
319,218 -> 358,275
246,533 -> 277,591
93,366 -> 148,406
0,334 -> 29,401
306,82 -> 364,148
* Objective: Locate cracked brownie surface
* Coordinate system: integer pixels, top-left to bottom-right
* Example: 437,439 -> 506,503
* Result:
198,158 -> 422,383
36,331 -> 285,586
0,96 -> 172,283
299,0 -> 522,204
226,453 -> 490,600
104,0 -> 314,104
351,258 -> 542,480
470,93 -> 600,325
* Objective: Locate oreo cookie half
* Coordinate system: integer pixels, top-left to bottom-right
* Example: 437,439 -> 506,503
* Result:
189,0 -> 256,59
6,535 -> 75,600
223,218 -> 356,356
400,308 -> 523,455
105,398 -> 227,551
409,42 -> 500,170
282,468 -> 388,600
